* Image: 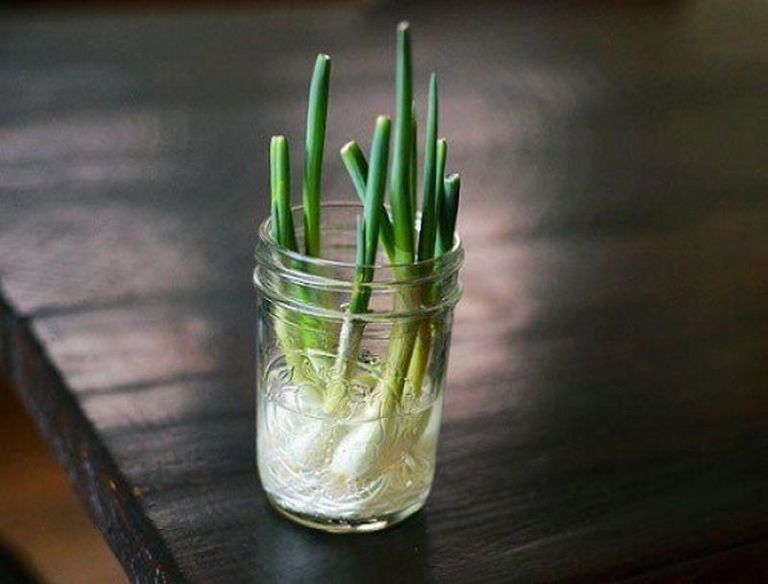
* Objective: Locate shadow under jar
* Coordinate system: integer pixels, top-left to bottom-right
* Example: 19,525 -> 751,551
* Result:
253,202 -> 463,533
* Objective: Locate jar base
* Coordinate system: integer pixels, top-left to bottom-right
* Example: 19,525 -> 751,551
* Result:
266,494 -> 424,534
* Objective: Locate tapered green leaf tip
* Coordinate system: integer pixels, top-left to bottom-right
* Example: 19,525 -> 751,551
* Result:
375,114 -> 391,127
340,141 -> 355,155
397,21 -> 410,32
315,54 -> 331,72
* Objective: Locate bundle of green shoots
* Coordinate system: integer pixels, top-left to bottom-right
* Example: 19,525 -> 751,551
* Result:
266,23 -> 460,479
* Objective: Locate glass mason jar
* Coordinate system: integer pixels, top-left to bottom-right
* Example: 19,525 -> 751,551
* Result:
253,202 -> 463,533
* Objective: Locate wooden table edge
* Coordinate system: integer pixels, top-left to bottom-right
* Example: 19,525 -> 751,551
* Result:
0,288 -> 184,583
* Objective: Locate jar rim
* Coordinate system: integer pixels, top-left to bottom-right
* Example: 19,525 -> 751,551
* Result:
257,201 -> 463,272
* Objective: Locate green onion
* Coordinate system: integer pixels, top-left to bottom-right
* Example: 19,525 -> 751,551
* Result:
264,22 -> 462,455
339,141 -> 368,205
433,138 -> 448,255
269,137 -> 280,240
302,54 -> 331,257
410,102 -> 418,222
271,135 -> 298,252
355,214 -> 366,265
438,174 -> 461,255
417,73 -> 439,262
408,169 -> 460,393
326,116 -> 391,412
438,173 -> 460,255
390,21 -> 414,265
270,135 -> 319,390
340,141 -> 396,261
369,21 -> 425,417
353,116 -> 391,309
405,78 -> 440,394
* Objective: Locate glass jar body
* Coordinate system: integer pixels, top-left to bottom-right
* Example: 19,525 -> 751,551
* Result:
253,203 -> 462,533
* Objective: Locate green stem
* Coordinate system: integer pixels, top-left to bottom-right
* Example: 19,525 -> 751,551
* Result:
407,77 -> 440,396
272,136 -> 298,252
302,54 -> 331,257
371,21 -> 421,415
417,73 -> 439,262
269,136 -> 316,387
375,289 -> 421,417
410,102 -> 418,223
270,138 -> 279,240
372,22 -> 426,415
437,173 -> 460,256
390,21 -> 414,265
340,141 -> 396,262
407,171 -> 461,395
326,116 -> 391,413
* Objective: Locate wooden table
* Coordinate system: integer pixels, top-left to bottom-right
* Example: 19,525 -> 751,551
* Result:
2,3 -> 767,582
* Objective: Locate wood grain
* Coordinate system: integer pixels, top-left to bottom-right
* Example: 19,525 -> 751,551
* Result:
1,2 -> 767,582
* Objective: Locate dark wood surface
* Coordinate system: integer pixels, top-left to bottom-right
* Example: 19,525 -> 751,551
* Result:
2,2 -> 768,582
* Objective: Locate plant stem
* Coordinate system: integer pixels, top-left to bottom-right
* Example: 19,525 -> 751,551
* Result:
266,23 -> 459,424
376,309 -> 420,417
433,138 -> 448,255
361,118 -> 391,265
407,77 -> 439,397
272,136 -> 298,252
437,173 -> 460,256
371,22 -> 422,417
326,116 -> 391,413
410,102 -> 418,223
417,73 -> 439,262
270,136 -> 314,386
270,138 -> 280,241
390,21 -> 414,265
302,54 -> 331,257
408,143 -> 453,395
340,141 -> 396,261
